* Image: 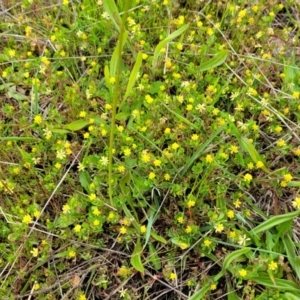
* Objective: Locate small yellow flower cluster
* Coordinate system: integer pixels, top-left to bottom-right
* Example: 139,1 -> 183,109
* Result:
281,173 -> 293,187
292,197 -> 300,210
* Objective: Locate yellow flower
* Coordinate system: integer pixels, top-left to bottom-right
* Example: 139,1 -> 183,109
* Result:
293,148 -> 300,156
256,161 -> 264,168
62,204 -> 70,213
169,272 -> 176,280
239,269 -> 247,277
93,220 -> 100,226
268,261 -> 278,271
123,148 -> 131,156
227,210 -> 235,219
177,216 -> 184,224
22,214 -> 32,224
205,154 -> 213,163
171,143 -> 179,150
109,77 -> 116,84
164,127 -> 171,134
164,173 -> 171,181
68,250 -> 76,258
229,145 -> 238,154
89,193 -> 96,201
30,248 -> 39,257
120,226 -> 127,234
215,224 -> 224,233
277,139 -> 286,147
149,172 -> 155,180
187,200 -> 195,208
191,134 -> 199,141
140,225 -> 146,233
153,159 -> 161,167
292,197 -> 300,210
204,239 -> 212,247
243,173 -> 253,182
210,284 -> 217,291
283,173 -> 293,182
185,226 -> 192,233
93,208 -> 100,216
34,115 -> 43,125
118,266 -> 130,277
74,225 -> 81,233
78,294 -> 86,300
293,91 -> 299,99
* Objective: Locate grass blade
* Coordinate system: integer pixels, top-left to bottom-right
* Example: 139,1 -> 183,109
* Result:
152,24 -> 189,71
123,51 -> 143,101
180,126 -> 225,176
223,247 -> 251,270
198,50 -> 229,72
130,239 -> 145,273
252,210 -> 300,236
103,0 -> 122,32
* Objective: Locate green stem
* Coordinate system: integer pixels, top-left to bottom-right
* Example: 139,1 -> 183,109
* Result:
108,0 -> 130,207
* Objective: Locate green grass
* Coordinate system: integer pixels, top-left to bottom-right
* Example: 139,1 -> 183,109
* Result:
1,0 -> 300,299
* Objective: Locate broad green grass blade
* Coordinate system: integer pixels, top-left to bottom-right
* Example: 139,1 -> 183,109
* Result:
225,114 -> 269,172
0,136 -> 40,141
103,0 -> 122,32
104,65 -> 112,93
226,276 -> 241,300
123,51 -> 143,101
188,270 -> 226,300
198,50 -> 229,72
148,242 -> 161,270
110,31 -> 128,77
252,210 -> 300,236
151,231 -> 167,244
251,277 -> 300,292
240,137 -> 269,173
180,126 -> 225,176
162,103 -> 201,130
130,239 -> 145,273
223,247 -> 251,270
64,120 -> 90,131
143,210 -> 155,249
152,24 -> 189,71
283,292 -> 300,300
282,235 -> 300,280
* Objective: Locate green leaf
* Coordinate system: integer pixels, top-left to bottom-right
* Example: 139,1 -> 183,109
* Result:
103,0 -> 122,32
251,277 -> 300,292
124,51 -> 143,101
110,31 -> 128,77
162,103 -> 200,130
153,24 -> 189,71
104,65 -> 112,92
130,239 -> 145,273
64,120 -> 90,131
148,242 -> 161,270
223,247 -> 251,270
283,292 -> 300,300
198,50 -> 229,72
115,111 -> 130,122
282,234 -> 300,280
151,231 -> 167,244
0,136 -> 39,141
149,81 -> 165,94
240,137 -> 269,173
188,283 -> 210,300
79,171 -> 90,192
252,210 -> 300,237
180,126 -> 225,176
52,129 -> 71,134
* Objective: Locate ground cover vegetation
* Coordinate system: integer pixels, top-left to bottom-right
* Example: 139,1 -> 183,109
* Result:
1,0 -> 300,299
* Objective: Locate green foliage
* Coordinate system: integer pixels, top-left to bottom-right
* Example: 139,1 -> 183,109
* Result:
1,0 -> 300,299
